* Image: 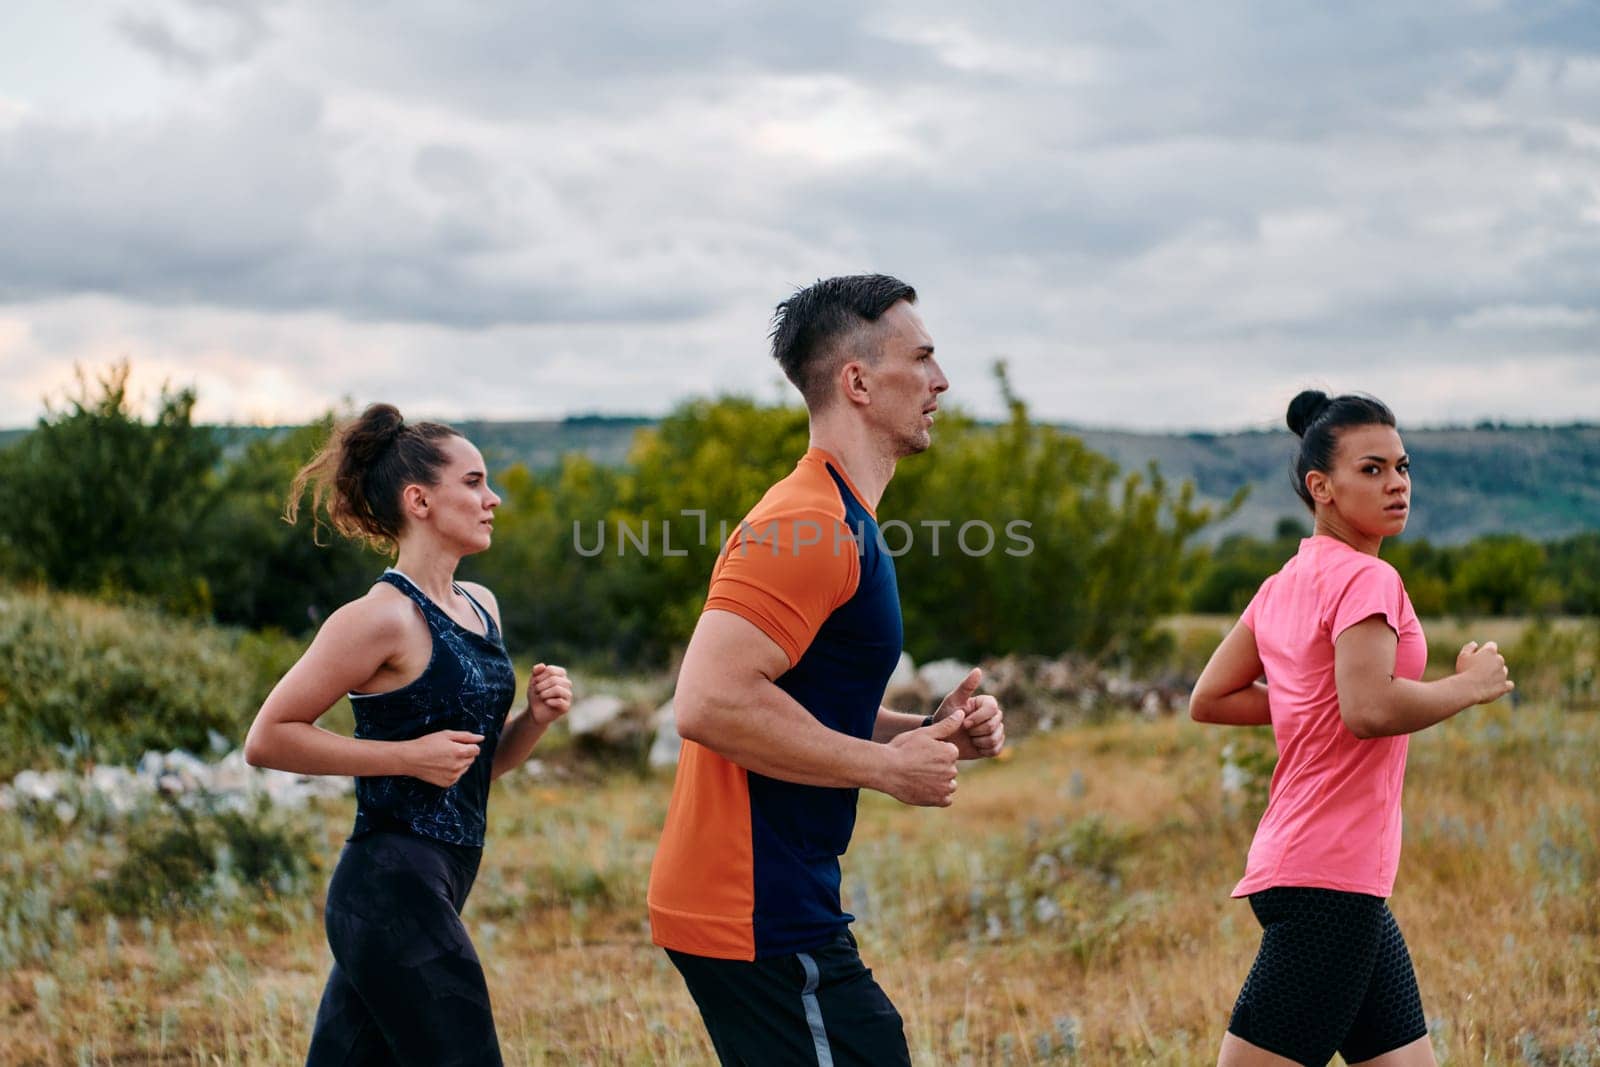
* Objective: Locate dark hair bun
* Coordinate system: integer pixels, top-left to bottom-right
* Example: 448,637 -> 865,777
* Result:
1286,390 -> 1333,437
344,403 -> 405,464
357,402 -> 404,440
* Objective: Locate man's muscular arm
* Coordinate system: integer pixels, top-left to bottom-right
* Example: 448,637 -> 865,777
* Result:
675,611 -> 964,807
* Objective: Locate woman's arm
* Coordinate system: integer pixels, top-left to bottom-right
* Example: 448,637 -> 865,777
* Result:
1335,620 -> 1513,738
453,582 -> 576,781
243,597 -> 484,787
490,664 -> 572,780
1190,621 -> 1273,726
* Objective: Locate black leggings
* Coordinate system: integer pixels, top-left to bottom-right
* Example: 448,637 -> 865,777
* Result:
306,832 -> 502,1067
1229,886 -> 1427,1066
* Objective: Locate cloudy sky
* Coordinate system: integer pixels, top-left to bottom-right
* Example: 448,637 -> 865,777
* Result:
1,1 -> 1597,430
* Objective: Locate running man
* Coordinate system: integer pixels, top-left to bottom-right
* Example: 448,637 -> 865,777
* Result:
648,274 -> 1006,1066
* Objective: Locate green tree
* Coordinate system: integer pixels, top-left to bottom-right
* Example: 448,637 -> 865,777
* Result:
0,362 -> 220,611
199,419 -> 381,632
1544,532 -> 1600,616
1381,536 -> 1451,617
1446,534 -> 1551,616
1187,517 -> 1306,615
886,365 -> 1227,663
611,399 -> 810,660
460,454 -> 636,665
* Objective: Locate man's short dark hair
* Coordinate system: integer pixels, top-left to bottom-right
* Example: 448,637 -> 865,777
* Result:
769,274 -> 917,408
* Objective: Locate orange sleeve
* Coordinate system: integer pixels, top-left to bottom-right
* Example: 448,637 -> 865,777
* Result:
702,509 -> 862,667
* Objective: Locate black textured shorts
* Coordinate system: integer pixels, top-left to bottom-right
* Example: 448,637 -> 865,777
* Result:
1228,886 -> 1427,1066
667,930 -> 910,1067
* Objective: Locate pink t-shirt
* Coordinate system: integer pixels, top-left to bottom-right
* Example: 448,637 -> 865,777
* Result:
1232,535 -> 1427,899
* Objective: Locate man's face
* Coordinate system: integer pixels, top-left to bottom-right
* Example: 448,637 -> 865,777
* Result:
862,301 -> 949,458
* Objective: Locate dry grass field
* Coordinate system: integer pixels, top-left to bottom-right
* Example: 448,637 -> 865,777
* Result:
3,689 -> 1597,1065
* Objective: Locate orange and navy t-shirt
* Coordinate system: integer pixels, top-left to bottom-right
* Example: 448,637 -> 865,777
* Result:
647,447 -> 904,960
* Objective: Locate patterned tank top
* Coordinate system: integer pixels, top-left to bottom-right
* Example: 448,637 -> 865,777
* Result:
348,570 -> 517,847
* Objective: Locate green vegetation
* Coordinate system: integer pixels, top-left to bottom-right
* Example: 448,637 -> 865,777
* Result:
0,363 -> 1592,675
883,368 -> 1224,663
0,587 -> 303,777
0,364 -> 222,614
464,372 -> 1222,665
89,798 -> 317,918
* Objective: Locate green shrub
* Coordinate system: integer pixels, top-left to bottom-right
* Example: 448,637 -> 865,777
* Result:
90,798 -> 317,917
0,588 -> 304,777
1509,620 -> 1600,710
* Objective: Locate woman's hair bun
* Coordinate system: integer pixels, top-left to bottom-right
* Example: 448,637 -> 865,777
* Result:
343,403 -> 405,464
1285,390 -> 1333,437
360,402 -> 404,436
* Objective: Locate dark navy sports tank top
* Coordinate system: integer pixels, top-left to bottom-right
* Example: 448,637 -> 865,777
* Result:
348,570 -> 516,847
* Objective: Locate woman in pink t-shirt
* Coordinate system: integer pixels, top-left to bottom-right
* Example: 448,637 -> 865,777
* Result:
1190,390 -> 1514,1067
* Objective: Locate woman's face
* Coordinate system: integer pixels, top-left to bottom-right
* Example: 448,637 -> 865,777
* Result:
413,435 -> 501,554
1309,423 -> 1410,539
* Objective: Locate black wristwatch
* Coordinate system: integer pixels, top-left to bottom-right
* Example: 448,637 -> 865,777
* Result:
921,714 -> 935,728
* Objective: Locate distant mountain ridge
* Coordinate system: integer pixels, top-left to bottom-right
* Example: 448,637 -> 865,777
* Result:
6,416 -> 1594,545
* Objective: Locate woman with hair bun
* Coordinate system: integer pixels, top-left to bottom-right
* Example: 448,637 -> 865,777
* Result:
1189,390 -> 1513,1067
243,403 -> 571,1067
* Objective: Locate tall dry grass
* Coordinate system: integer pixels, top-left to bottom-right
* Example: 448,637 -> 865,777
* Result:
3,696 -> 1596,1065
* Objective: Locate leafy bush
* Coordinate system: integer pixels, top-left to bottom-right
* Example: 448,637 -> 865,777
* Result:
1509,619 -> 1600,709
90,798 -> 317,917
888,367 -> 1227,663
0,363 -> 220,613
0,588 -> 303,777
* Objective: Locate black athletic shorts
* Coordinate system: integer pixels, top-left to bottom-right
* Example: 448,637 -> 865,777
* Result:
666,929 -> 910,1067
1228,886 -> 1428,1066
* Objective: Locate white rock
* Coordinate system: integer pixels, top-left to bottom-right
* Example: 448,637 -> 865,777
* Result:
209,750 -> 253,794
648,701 -> 681,768
567,695 -> 628,736
917,659 -> 974,699
0,743 -> 340,819
887,652 -> 916,689
13,770 -> 60,802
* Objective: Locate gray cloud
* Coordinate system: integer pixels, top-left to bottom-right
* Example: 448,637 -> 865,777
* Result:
0,1 -> 1597,426
115,0 -> 278,76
